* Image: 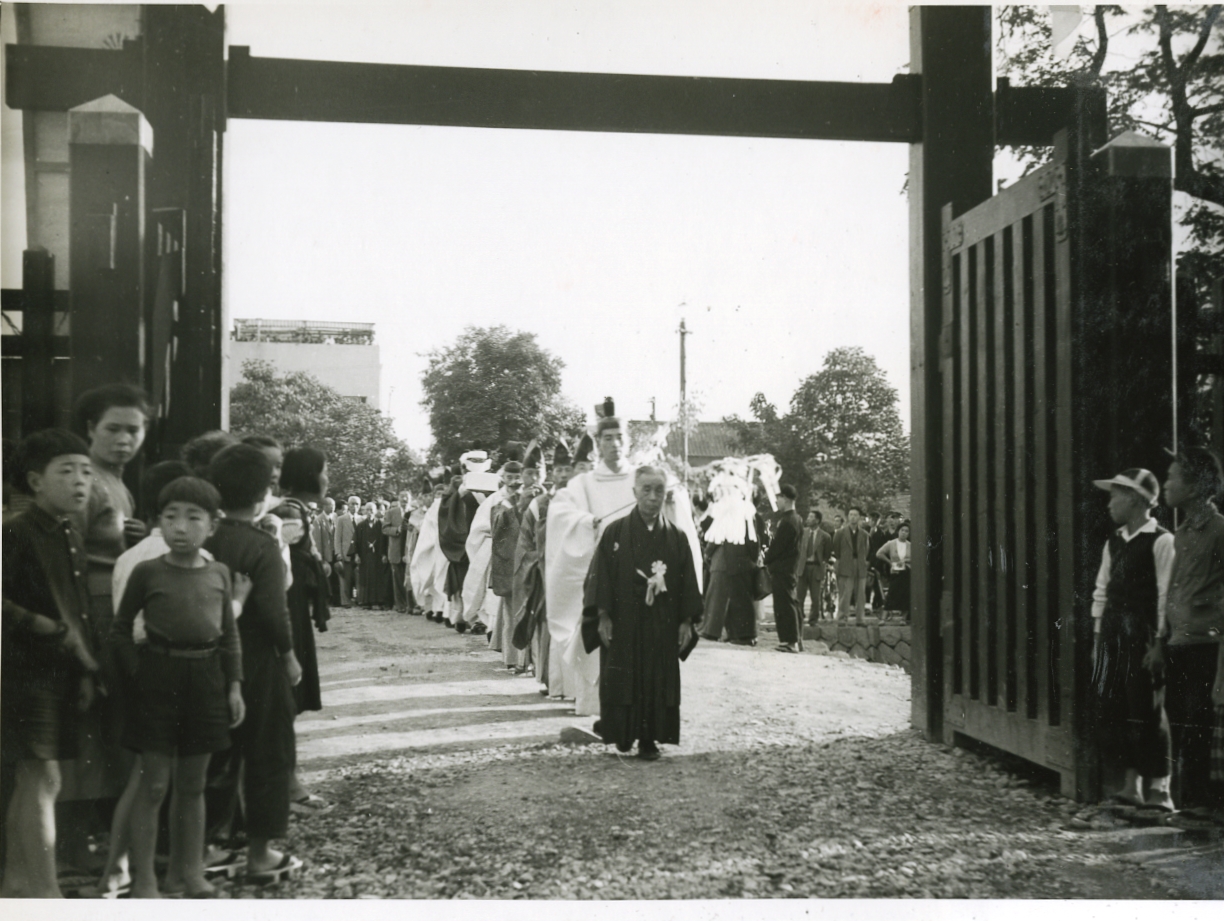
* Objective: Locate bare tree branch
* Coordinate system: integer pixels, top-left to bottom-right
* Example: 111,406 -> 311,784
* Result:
1193,101 -> 1224,117
1155,6 -> 1180,84
1154,5 -> 1224,209
1182,4 -> 1223,76
1088,6 -> 1110,78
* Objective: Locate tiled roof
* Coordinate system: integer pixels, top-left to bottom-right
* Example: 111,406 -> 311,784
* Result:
628,421 -> 741,461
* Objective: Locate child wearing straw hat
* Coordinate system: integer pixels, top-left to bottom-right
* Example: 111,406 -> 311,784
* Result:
1090,467 -> 1175,811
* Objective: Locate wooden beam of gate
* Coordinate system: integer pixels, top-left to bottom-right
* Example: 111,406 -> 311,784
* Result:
6,43 -> 1085,148
226,47 -> 923,143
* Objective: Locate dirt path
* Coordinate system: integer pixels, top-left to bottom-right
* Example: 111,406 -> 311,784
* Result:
217,608 -> 1221,900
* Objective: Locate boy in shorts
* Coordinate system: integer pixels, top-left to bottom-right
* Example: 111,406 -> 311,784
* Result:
111,477 -> 244,898
2,430 -> 100,897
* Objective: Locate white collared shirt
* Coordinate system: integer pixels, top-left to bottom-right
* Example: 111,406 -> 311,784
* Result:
1090,517 -> 1175,635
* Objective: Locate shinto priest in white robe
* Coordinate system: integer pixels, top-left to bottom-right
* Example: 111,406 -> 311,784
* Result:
409,496 -> 445,614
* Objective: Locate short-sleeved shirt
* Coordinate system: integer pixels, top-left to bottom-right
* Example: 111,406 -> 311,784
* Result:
111,557 -> 241,683
1167,507 -> 1224,646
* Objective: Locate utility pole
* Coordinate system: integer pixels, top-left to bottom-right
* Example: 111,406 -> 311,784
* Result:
678,317 -> 690,482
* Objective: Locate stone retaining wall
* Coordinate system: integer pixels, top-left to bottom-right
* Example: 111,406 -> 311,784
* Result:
803,621 -> 911,673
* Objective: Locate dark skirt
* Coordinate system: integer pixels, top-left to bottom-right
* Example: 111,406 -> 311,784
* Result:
886,569 -> 911,613
287,586 -> 322,713
357,553 -> 392,607
1091,608 -> 1170,779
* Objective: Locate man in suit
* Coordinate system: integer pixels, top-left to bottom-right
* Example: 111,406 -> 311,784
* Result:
796,509 -> 833,624
385,490 -> 410,613
312,496 -> 339,605
763,484 -> 804,653
335,495 -> 360,607
833,506 -> 871,625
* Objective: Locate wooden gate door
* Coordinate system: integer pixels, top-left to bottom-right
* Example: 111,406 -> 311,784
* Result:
938,128 -> 1174,799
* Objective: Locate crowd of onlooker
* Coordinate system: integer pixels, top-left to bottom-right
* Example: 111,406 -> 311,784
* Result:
4,382 -> 1222,901
693,488 -> 912,654
1,384 -> 357,897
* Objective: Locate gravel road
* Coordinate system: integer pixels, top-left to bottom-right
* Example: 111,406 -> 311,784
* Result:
208,607 -> 1222,900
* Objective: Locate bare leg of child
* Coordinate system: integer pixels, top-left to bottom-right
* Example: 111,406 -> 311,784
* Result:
1118,768 -> 1144,805
129,752 -> 173,898
1,760 -> 63,898
96,757 -> 140,893
168,753 -> 214,896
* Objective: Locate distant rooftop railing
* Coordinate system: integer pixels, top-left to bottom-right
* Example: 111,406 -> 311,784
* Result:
232,318 -> 375,345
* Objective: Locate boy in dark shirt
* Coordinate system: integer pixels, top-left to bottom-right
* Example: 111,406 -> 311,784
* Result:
204,444 -> 302,882
111,477 -> 244,898
1,430 -> 100,897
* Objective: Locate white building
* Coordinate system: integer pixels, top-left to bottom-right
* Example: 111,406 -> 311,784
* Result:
228,318 -> 381,409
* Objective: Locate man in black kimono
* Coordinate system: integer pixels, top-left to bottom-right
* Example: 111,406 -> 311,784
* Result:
583,466 -> 703,761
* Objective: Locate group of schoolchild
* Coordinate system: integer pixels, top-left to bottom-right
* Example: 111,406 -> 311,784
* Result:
1090,449 -> 1224,826
1,384 -> 334,898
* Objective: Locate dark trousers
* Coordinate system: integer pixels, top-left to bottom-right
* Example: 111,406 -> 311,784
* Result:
391,562 -> 408,612
797,563 -> 825,622
1166,643 -> 1224,808
326,563 -> 340,606
868,566 -> 889,608
210,639 -> 294,842
771,570 -> 801,645
336,560 -> 354,606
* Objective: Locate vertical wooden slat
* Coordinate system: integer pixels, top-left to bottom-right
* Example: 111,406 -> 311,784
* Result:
1053,191 -> 1076,734
996,228 -> 1015,711
961,243 -> 978,700
941,207 -> 962,706
1043,203 -> 1063,727
1012,219 -> 1031,717
977,238 -> 994,706
1030,208 -> 1052,722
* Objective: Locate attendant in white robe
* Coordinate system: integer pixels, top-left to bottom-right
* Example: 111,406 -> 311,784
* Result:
462,486 -> 505,638
409,485 -> 446,617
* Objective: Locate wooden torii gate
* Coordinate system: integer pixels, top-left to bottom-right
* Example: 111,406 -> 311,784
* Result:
7,5 -> 1174,798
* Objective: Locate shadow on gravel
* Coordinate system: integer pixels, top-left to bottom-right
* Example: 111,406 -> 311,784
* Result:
211,728 -> 1219,900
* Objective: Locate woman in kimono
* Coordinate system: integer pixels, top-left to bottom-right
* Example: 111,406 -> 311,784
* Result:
354,502 -> 390,608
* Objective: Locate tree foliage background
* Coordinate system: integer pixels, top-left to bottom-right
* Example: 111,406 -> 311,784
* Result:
997,5 -> 1222,289
229,360 -> 421,501
419,325 -> 586,463
726,347 -> 910,514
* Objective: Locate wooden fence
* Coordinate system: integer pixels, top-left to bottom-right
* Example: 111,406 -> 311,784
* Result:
936,129 -> 1174,798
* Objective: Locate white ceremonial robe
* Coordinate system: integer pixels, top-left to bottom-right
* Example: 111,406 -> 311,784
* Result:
410,498 -> 445,613
461,488 -> 503,631
545,464 -> 636,715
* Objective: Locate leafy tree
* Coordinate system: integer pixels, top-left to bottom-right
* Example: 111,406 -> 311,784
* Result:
726,348 -> 910,514
420,325 -> 586,462
997,5 -> 1223,290
229,359 -> 422,501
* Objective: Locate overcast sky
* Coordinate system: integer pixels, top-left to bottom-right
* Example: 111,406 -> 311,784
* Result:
223,2 -> 913,454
